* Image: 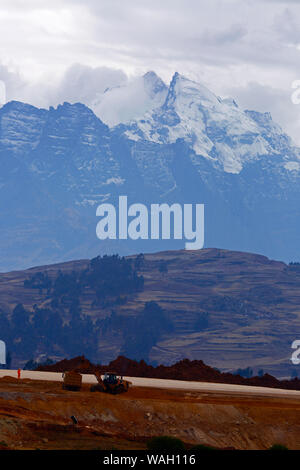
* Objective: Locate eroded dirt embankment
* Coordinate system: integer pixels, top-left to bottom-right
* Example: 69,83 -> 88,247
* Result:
0,376 -> 300,450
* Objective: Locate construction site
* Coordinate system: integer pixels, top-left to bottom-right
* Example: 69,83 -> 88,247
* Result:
1,367 -> 300,451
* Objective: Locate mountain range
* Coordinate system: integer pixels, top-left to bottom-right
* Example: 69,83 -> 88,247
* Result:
1,71 -> 300,271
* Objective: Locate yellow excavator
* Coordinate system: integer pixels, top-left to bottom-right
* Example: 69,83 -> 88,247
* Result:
90,371 -> 131,394
62,370 -> 131,394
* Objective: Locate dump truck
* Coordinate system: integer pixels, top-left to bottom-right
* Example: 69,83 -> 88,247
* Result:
62,371 -> 82,391
90,371 -> 131,394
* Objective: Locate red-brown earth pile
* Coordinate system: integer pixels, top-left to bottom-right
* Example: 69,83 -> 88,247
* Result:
36,355 -> 300,390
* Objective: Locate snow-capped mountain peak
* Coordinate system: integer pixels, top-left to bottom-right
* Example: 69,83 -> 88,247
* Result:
121,72 -> 300,175
1,71 -> 300,270
164,72 -> 220,110
143,71 -> 168,99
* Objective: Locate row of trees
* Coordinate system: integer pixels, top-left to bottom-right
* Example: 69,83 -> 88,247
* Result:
98,301 -> 174,362
24,254 -> 145,307
0,299 -> 176,365
0,302 -> 98,360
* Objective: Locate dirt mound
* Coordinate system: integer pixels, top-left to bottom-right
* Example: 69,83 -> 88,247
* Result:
0,376 -> 19,383
36,356 -> 96,374
36,355 -> 300,391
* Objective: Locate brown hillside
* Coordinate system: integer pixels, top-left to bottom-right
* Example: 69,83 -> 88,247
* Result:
1,248 -> 300,376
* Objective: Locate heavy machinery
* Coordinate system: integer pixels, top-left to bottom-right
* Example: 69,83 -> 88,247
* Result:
90,371 -> 131,394
62,371 -> 82,391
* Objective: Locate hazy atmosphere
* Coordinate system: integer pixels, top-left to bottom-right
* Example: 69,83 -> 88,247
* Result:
2,1 -> 300,454
1,0 -> 300,142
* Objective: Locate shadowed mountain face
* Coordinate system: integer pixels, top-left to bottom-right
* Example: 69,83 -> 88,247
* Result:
1,248 -> 300,377
1,72 -> 300,271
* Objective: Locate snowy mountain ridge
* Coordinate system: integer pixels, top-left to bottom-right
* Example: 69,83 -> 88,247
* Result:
0,71 -> 300,270
121,72 -> 300,174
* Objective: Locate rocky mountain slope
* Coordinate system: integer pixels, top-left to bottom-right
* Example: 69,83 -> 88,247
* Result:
1,248 -> 300,377
1,72 -> 300,271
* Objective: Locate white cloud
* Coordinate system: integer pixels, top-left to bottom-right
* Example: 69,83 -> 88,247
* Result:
0,0 -> 299,141
54,64 -> 127,106
92,72 -> 167,126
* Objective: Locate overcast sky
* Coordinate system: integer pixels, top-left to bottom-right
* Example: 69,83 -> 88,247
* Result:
1,0 -> 300,142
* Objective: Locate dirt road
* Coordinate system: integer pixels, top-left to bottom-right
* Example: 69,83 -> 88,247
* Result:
1,369 -> 300,398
